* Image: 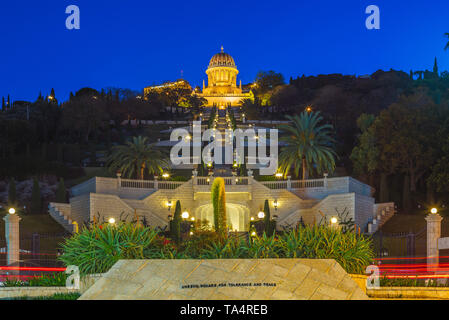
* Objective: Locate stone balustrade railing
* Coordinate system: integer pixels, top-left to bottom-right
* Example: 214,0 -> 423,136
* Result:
71,175 -> 374,198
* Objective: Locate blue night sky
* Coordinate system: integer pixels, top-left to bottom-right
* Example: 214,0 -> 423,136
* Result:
1,0 -> 449,102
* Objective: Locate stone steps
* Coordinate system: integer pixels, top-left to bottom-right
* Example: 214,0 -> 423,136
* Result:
48,203 -> 74,233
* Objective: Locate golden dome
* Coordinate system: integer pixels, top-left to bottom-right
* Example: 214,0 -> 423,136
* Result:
208,46 -> 236,69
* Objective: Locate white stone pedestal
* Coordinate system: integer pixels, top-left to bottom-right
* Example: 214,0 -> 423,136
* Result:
426,213 -> 442,272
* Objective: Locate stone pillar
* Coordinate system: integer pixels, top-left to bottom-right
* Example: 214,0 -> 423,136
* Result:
192,169 -> 198,186
287,176 -> 292,190
116,172 -> 122,189
323,173 -> 328,189
426,213 -> 442,271
154,176 -> 159,190
4,213 -> 21,268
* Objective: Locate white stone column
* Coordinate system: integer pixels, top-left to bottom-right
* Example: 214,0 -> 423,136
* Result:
323,173 -> 328,189
154,176 -> 159,190
287,176 -> 292,190
426,213 -> 442,272
4,213 -> 21,268
116,172 -> 122,190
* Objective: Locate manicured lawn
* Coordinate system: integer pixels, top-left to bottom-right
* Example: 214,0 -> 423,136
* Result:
0,214 -> 66,237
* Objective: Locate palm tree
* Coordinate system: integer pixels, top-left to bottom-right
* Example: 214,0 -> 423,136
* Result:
445,33 -> 449,51
107,136 -> 168,180
278,111 -> 336,180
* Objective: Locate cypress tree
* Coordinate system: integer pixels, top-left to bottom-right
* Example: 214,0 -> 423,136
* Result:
263,199 -> 272,235
8,178 -> 17,206
170,200 -> 182,244
56,178 -> 67,203
30,177 -> 42,215
433,57 -> 439,76
211,178 -> 226,235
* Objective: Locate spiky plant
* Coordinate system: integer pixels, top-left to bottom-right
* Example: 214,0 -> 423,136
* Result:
59,222 -> 160,274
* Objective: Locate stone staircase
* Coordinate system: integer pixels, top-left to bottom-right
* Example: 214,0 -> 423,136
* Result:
367,206 -> 395,234
48,203 -> 74,233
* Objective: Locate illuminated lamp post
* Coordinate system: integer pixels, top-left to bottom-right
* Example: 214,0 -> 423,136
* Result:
4,207 -> 21,270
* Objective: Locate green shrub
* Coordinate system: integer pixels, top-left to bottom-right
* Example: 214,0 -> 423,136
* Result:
59,223 -> 160,274
2,273 -> 67,287
277,225 -> 374,274
59,223 -> 374,275
10,293 -> 81,300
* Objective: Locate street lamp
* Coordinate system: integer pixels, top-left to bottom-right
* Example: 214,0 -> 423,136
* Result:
182,210 -> 190,219
273,200 -> 279,211
431,208 -> 438,214
8,208 -> 16,215
167,201 -> 173,211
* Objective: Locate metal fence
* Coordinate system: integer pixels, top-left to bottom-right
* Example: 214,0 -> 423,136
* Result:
0,232 -> 70,269
372,228 -> 426,258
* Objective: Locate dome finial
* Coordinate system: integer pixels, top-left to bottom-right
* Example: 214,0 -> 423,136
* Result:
221,46 -> 224,53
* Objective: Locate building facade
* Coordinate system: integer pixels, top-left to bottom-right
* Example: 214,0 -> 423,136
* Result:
197,46 -> 252,108
49,174 -> 394,235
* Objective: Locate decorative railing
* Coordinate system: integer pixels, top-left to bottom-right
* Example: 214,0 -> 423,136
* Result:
195,177 -> 249,186
260,178 -> 324,190
120,179 -> 155,189
291,179 -> 324,189
119,178 -> 183,190
260,181 -> 288,190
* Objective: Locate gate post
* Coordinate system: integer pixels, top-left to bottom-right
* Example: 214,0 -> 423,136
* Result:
3,211 -> 21,270
426,213 -> 442,272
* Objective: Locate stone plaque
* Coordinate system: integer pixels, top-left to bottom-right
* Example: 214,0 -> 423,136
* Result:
79,259 -> 367,300
438,237 -> 449,250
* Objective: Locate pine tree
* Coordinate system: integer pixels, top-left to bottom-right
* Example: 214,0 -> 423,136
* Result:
56,178 -> 67,203
170,200 -> 182,244
8,178 -> 17,206
30,177 -> 42,214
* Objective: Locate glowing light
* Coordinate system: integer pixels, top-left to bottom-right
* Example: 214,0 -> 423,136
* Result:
182,211 -> 190,219
190,231 -> 194,236
251,231 -> 256,237
108,218 -> 116,224
330,217 -> 338,224
162,173 -> 170,179
275,173 -> 283,178
167,201 -> 173,210
431,208 -> 438,214
191,217 -> 195,221
8,208 -> 15,215
250,217 -> 255,221
258,211 -> 265,219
